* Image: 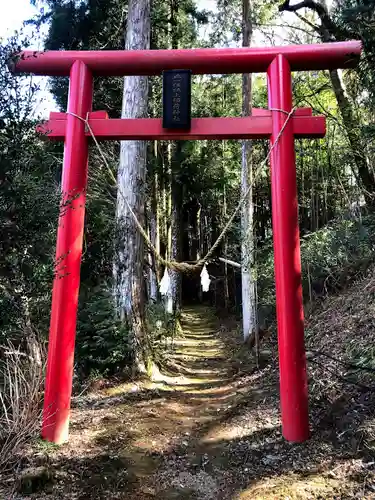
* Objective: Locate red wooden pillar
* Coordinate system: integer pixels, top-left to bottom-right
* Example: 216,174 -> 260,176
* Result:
42,61 -> 93,443
267,55 -> 309,442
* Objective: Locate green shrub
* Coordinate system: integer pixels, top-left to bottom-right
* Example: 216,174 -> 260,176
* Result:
256,214 -> 375,319
300,215 -> 375,297
76,285 -> 130,377
145,301 -> 179,348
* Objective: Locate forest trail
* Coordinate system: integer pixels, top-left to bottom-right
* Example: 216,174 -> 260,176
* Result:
10,303 -> 375,499
61,305 -> 272,500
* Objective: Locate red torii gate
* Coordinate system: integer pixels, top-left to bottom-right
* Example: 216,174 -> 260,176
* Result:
13,40 -> 361,445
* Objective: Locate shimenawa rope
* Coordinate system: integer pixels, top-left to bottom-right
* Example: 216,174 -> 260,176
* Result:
65,108 -> 296,273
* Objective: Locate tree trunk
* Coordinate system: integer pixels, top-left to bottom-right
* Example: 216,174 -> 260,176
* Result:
160,142 -> 168,252
241,0 -> 257,345
113,0 -> 151,369
222,96 -> 229,309
165,0 -> 183,316
197,204 -> 203,303
169,169 -> 182,315
149,141 -> 160,302
329,68 -> 375,206
223,180 -> 229,310
164,149 -> 173,314
166,140 -> 183,314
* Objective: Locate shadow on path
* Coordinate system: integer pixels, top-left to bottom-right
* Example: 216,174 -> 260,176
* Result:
9,306 -> 375,499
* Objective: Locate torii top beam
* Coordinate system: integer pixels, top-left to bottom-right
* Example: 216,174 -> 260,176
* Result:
12,41 -> 361,77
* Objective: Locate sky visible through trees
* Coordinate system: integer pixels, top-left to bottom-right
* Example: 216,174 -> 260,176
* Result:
2,1 -> 375,497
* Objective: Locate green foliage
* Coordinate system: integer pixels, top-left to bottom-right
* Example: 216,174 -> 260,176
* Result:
333,0 -> 375,104
257,214 -> 375,319
0,35 -> 59,340
146,301 -> 177,344
43,0 -> 125,112
76,285 -> 130,377
4,0 -> 375,380
347,344 -> 375,371
301,216 -> 374,293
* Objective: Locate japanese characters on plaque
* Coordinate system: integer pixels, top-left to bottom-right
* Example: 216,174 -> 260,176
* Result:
162,69 -> 191,129
172,73 -> 182,123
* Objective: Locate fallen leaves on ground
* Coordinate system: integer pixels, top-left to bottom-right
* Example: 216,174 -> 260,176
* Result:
2,274 -> 375,499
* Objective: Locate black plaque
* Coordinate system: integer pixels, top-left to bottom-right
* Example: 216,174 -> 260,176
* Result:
162,69 -> 191,129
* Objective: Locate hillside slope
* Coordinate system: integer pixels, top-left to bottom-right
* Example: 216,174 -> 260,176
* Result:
2,271 -> 375,499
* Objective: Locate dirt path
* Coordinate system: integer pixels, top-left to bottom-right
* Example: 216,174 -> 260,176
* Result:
63,306 -> 264,499
7,305 -> 375,499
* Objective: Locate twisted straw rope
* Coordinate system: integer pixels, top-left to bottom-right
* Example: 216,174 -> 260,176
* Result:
65,108 -> 296,273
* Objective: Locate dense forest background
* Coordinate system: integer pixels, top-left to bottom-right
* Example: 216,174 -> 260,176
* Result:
1,0 -> 375,376
2,0 -> 375,494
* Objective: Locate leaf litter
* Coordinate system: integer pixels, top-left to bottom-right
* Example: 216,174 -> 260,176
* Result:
2,269 -> 375,499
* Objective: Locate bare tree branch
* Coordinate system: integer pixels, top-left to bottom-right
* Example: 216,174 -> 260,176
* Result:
278,0 -> 342,39
279,0 -> 325,16
294,12 -> 321,34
